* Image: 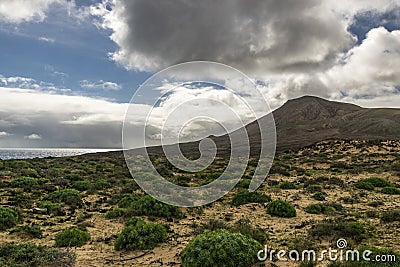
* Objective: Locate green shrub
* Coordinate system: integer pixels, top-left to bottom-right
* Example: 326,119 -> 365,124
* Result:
10,224 -> 43,238
312,192 -> 326,201
181,230 -> 262,267
72,180 -> 92,191
305,203 -> 331,214
126,195 -> 183,218
231,190 -> 271,206
38,201 -> 62,215
105,208 -> 126,219
354,181 -> 374,191
66,173 -> 83,181
0,206 -> 19,231
363,177 -> 391,187
94,179 -> 110,190
381,210 -> 400,223
9,177 -> 38,190
306,185 -> 323,193
55,228 -> 90,247
236,179 -> 251,189
0,243 -> 75,267
44,189 -> 82,208
194,219 -> 267,244
114,220 -> 167,251
279,182 -> 296,189
118,194 -> 140,208
381,187 -> 400,195
267,200 -> 296,218
309,219 -> 367,243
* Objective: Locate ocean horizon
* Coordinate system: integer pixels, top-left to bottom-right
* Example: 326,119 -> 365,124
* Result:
0,148 -> 120,160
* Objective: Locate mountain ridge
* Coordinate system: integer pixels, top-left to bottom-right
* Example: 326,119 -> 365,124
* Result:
138,95 -> 400,157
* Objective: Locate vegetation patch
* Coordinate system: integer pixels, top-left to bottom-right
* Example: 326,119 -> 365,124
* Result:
354,181 -> 374,191
181,229 -> 262,267
309,219 -> 368,243
279,182 -> 296,189
231,190 -> 271,206
305,203 -> 331,214
0,243 -> 75,267
381,210 -> 400,223
55,228 -> 90,247
381,187 -> 400,195
0,206 -> 19,231
267,200 -> 296,218
114,220 -> 167,251
44,189 -> 83,208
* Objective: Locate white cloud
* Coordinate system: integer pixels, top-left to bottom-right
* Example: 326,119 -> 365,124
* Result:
0,87 -> 130,147
0,0 -> 62,23
324,27 -> 400,98
80,79 -> 122,90
0,131 -> 11,137
25,134 -> 42,140
0,74 -> 71,93
38,36 -> 55,43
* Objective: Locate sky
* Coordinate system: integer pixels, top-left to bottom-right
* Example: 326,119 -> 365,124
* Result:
0,0 -> 400,148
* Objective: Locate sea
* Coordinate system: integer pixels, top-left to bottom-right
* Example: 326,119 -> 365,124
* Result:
0,148 -> 119,160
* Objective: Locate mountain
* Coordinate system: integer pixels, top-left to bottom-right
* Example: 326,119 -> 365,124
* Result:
269,95 -> 400,152
143,95 -> 400,157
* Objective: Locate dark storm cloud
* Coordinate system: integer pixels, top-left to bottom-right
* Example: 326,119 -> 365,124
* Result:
95,0 -> 354,73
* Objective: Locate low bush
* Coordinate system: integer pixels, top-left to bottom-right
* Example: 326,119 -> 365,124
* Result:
0,243 -> 75,267
231,190 -> 271,206
381,210 -> 400,223
181,230 -> 262,267
236,179 -> 251,189
279,182 -> 296,189
38,201 -> 62,216
10,224 -> 43,238
354,181 -> 374,191
306,185 -> 323,193
72,180 -> 92,191
9,177 -> 38,190
55,228 -> 90,247
126,195 -> 183,218
381,187 -> 400,195
305,203 -> 331,215
363,177 -> 391,187
312,192 -> 326,201
267,200 -> 296,218
194,219 -> 267,244
105,208 -> 126,219
309,219 -> 367,243
0,206 -> 19,231
114,220 -> 167,251
44,189 -> 83,208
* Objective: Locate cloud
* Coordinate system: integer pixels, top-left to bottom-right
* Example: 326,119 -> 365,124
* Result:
90,0 -> 400,75
0,87 -> 129,148
0,74 -> 71,93
0,132 -> 11,137
25,134 -> 42,140
38,36 -> 55,43
80,79 -> 122,90
324,27 -> 400,98
0,0 -> 62,23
